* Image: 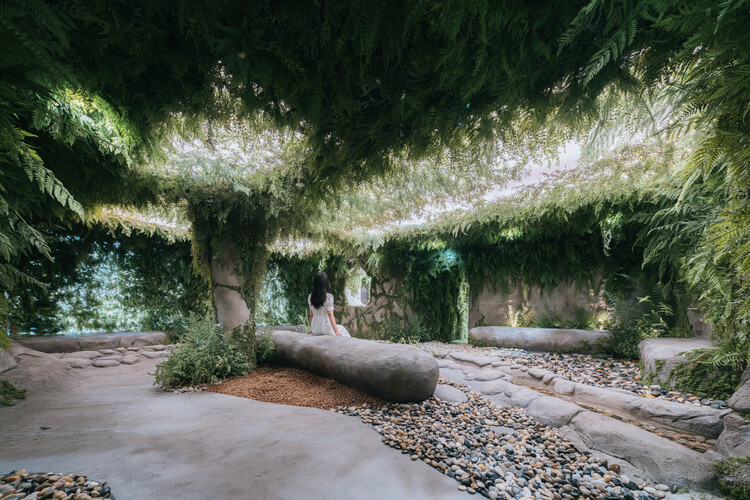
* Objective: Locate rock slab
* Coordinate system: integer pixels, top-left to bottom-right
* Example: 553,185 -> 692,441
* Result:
727,364 -> 750,412
272,331 -> 438,402
434,384 -> 468,403
0,349 -> 17,373
15,332 -> 166,353
716,412 -> 750,457
469,326 -> 611,353
638,337 -> 712,382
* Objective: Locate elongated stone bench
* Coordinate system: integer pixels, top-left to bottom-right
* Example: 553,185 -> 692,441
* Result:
14,331 -> 167,353
469,326 -> 611,353
271,331 -> 438,402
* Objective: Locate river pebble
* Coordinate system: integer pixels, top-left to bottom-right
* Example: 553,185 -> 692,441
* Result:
0,471 -> 114,499
336,378 -> 660,499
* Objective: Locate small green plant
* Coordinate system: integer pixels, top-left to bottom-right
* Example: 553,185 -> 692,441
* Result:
0,380 -> 26,406
382,317 -> 432,344
153,314 -> 253,389
715,457 -> 750,500
255,331 -> 276,364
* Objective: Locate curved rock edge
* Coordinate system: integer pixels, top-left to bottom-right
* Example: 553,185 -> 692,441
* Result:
436,351 -> 723,491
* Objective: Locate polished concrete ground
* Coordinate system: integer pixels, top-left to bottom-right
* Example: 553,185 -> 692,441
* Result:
0,358 -> 466,499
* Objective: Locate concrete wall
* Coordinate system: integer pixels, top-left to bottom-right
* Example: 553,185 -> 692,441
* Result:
468,278 -> 605,329
211,241 -> 250,333
336,277 -> 413,337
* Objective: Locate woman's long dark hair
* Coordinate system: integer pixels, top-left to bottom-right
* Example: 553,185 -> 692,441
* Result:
310,272 -> 329,309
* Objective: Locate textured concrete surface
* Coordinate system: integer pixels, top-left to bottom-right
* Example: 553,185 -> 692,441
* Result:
0,356 -> 466,500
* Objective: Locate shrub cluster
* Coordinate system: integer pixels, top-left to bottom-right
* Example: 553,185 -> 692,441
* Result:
154,314 -> 275,390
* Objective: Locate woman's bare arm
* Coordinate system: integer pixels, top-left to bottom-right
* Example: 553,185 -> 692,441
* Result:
327,310 -> 342,336
307,310 -> 313,334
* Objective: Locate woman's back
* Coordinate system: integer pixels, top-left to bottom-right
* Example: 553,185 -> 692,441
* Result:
308,292 -> 335,335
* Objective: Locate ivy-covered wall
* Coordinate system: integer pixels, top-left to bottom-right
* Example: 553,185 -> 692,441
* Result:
338,277 -> 414,337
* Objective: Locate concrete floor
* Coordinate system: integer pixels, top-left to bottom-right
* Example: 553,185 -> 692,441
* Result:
0,358 -> 466,499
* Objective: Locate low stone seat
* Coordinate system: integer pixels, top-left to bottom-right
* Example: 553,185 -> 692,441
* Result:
271,331 -> 438,402
638,337 -> 713,382
469,326 -> 611,352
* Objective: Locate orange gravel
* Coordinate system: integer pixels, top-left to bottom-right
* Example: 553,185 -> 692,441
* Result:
206,365 -> 388,410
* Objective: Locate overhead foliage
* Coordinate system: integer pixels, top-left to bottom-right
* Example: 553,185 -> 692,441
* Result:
1,0 -> 749,371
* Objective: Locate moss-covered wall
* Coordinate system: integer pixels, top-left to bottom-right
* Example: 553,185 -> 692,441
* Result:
337,277 -> 414,337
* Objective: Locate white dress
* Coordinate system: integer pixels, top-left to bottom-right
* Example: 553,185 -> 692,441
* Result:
308,293 -> 350,336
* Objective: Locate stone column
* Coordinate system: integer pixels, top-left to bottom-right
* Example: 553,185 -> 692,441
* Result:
210,241 -> 250,333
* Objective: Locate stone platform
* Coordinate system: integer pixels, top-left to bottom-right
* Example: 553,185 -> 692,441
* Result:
469,326 -> 611,353
638,337 -> 713,382
12,331 -> 167,353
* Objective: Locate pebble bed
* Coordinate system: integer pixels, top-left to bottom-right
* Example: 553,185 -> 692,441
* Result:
0,471 -> 113,499
335,379 -> 670,500
420,342 -> 729,410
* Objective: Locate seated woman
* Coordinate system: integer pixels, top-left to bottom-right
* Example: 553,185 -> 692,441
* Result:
307,272 -> 351,337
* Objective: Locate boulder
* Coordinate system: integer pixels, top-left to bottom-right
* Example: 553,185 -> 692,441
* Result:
553,379 -> 576,395
2,342 -> 80,392
63,351 -> 101,360
64,358 -> 92,369
78,332 -> 166,351
141,351 -> 167,359
92,358 -> 121,368
481,379 -> 509,396
14,336 -> 81,353
449,351 -> 493,366
272,331 -> 438,402
525,396 -> 583,427
716,412 -> 750,457
472,368 -> 506,381
623,395 -> 728,438
509,388 -> 543,408
0,349 -> 17,373
569,411 -> 717,489
434,384 -> 468,403
121,354 -> 140,365
727,365 -> 750,412
638,337 -> 713,382
469,326 -> 610,353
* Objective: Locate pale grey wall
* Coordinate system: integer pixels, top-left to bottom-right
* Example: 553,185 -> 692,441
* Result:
468,277 -> 605,329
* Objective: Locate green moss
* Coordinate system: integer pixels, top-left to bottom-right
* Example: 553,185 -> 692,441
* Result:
668,349 -> 742,400
467,337 -> 495,348
0,380 -> 26,406
641,370 -> 656,387
654,359 -> 664,374
715,457 -> 750,500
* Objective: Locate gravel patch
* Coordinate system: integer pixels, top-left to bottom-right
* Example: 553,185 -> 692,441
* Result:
207,365 -> 387,410
0,470 -> 113,499
335,378 -> 669,500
